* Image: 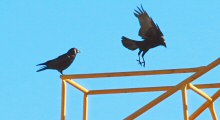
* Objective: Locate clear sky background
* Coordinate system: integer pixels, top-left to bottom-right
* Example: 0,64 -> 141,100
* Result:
0,0 -> 220,120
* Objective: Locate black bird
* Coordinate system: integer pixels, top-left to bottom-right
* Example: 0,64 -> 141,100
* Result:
122,5 -> 166,67
36,48 -> 80,74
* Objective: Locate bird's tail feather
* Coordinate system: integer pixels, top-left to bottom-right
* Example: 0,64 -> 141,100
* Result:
36,66 -> 47,72
36,63 -> 46,66
121,36 -> 139,50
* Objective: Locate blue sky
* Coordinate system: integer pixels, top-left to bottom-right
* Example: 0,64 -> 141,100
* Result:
0,0 -> 220,120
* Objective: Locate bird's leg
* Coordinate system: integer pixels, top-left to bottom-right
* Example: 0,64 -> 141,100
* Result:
142,57 -> 145,67
59,70 -> 63,75
141,51 -> 147,67
137,51 -> 142,66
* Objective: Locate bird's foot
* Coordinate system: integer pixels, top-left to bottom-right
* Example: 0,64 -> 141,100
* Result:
136,59 -> 143,66
136,60 -> 145,67
142,61 -> 145,67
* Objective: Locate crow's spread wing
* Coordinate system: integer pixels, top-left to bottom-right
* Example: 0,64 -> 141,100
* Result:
134,5 -> 161,40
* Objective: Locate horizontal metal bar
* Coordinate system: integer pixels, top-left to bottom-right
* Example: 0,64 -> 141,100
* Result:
61,67 -> 204,79
88,86 -> 170,95
88,83 -> 220,95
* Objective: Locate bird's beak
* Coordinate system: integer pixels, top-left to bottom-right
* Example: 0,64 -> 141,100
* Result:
77,50 -> 80,53
164,44 -> 167,48
164,41 -> 167,48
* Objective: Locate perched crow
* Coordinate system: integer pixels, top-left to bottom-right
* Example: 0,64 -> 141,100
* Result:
122,5 -> 166,67
36,48 -> 80,74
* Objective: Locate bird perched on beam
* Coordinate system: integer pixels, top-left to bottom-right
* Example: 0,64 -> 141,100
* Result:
36,48 -> 80,74
121,5 -> 166,67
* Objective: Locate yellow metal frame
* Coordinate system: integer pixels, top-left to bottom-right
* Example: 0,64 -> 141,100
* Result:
60,58 -> 220,120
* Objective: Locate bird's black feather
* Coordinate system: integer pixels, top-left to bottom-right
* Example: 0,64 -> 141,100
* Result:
36,48 -> 80,74
36,66 -> 47,72
121,5 -> 166,67
121,36 -> 139,50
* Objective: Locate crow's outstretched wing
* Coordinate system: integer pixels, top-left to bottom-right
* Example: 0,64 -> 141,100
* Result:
134,5 -> 162,40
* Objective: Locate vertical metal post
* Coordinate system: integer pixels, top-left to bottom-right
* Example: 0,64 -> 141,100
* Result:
182,85 -> 189,120
83,94 -> 88,120
61,80 -> 67,120
209,103 -> 218,120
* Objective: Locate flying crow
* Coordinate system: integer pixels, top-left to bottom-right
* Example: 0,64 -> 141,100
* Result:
36,48 -> 80,74
122,5 -> 166,67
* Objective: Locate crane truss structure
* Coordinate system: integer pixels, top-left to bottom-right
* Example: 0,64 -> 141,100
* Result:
60,58 -> 220,120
